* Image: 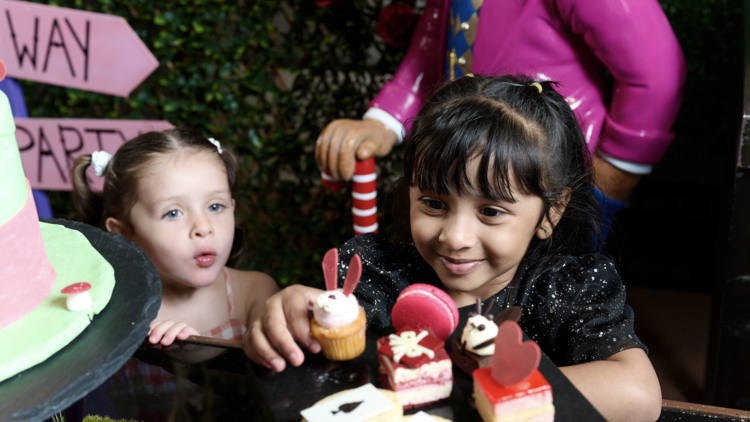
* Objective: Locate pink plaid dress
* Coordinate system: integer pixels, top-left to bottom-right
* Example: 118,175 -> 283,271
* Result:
108,268 -> 247,420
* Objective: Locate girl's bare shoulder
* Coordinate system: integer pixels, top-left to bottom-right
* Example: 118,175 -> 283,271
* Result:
227,267 -> 278,293
226,268 -> 279,313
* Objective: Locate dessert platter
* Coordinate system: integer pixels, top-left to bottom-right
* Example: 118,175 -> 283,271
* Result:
252,249 -> 607,422
0,81 -> 160,422
44,248 -> 609,421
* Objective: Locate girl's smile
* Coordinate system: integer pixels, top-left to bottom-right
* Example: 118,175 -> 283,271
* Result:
437,254 -> 486,275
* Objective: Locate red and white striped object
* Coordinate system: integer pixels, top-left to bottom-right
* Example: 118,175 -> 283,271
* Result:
321,158 -> 378,235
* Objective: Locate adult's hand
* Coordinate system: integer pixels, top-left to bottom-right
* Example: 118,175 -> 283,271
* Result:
315,118 -> 398,181
592,153 -> 643,202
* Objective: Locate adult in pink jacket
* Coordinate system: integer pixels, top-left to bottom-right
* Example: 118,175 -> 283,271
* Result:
316,0 -> 686,234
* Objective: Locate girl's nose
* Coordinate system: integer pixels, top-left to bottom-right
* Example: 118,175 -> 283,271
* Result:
190,213 -> 214,238
438,214 -> 476,251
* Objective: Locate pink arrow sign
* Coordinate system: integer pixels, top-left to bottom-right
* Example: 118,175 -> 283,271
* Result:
0,0 -> 158,97
15,118 -> 174,190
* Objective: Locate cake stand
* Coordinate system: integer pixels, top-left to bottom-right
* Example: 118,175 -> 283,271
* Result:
0,219 -> 161,422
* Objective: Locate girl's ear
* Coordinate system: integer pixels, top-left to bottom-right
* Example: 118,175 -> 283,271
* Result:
105,217 -> 132,239
536,189 -> 571,240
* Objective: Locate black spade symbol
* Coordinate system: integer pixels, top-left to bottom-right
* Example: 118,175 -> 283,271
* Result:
331,401 -> 363,415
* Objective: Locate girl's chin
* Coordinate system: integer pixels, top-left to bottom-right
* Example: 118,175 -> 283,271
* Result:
437,271 -> 511,298
436,274 -> 486,293
160,268 -> 223,290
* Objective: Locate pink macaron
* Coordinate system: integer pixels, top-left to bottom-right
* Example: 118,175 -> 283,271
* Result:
391,283 -> 459,340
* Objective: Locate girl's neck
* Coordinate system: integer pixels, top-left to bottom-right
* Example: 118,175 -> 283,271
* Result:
161,282 -> 199,301
160,270 -> 224,303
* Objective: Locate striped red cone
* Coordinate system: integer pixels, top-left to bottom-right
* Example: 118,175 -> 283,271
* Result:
321,157 -> 378,235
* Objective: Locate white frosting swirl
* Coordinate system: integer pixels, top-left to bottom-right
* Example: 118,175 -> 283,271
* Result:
313,289 -> 359,328
461,315 -> 499,356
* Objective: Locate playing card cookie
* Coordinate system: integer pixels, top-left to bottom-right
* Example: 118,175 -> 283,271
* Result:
310,248 -> 367,361
300,384 -> 402,422
402,412 -> 452,421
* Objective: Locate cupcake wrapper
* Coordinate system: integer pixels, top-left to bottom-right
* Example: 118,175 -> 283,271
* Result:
318,324 -> 366,361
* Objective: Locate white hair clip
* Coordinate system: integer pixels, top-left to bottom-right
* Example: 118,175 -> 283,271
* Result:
207,138 -> 223,154
91,150 -> 113,177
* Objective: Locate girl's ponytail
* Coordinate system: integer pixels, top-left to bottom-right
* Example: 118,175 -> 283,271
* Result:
71,154 -> 104,228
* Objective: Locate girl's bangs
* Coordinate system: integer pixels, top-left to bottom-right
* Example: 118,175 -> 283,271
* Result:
409,102 -> 544,203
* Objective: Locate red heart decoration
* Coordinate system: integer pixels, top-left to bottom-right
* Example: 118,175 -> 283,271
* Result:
491,321 -> 541,386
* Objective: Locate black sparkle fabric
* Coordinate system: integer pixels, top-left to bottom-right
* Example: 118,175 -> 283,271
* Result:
337,233 -> 646,367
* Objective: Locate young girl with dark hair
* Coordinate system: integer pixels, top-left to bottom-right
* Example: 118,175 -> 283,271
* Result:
72,128 -> 278,346
246,76 -> 661,421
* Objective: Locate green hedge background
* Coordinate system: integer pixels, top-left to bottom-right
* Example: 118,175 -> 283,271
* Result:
27,0 -> 741,291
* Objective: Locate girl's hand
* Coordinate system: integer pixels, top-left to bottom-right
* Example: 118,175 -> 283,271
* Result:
148,320 -> 200,347
243,285 -> 324,372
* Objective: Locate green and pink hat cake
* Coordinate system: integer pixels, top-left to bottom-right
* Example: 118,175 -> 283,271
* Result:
0,85 -> 116,382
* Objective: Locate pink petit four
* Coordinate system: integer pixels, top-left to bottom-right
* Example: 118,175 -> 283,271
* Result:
377,327 -> 453,408
473,321 -> 554,422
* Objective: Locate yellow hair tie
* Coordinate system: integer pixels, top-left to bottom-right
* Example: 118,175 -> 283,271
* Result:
466,73 -> 474,78
531,82 -> 543,93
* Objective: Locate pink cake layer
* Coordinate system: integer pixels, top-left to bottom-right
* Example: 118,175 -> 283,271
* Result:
378,373 -> 452,408
377,350 -> 452,382
0,181 -> 56,329
378,364 -> 453,389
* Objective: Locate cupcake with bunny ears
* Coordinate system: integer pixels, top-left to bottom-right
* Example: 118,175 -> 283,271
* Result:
310,248 -> 367,360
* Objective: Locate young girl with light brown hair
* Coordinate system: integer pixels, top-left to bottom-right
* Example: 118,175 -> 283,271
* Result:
72,128 -> 277,346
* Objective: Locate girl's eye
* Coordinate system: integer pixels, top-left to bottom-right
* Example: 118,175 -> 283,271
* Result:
480,208 -> 504,217
208,204 -> 224,212
421,200 -> 445,210
164,210 -> 182,219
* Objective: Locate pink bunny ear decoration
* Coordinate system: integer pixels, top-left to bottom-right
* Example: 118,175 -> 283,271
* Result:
321,248 -> 339,291
342,254 -> 362,297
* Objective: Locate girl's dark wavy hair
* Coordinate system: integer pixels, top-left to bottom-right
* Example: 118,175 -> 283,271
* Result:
393,74 -> 602,267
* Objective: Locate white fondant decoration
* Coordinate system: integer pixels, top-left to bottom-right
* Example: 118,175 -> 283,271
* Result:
462,315 -> 499,356
388,330 -> 435,363
300,383 -> 395,422
66,292 -> 93,312
409,411 -> 438,421
316,290 -> 350,314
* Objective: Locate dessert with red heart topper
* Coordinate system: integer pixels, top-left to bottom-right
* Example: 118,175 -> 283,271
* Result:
473,321 -> 554,422
377,327 -> 453,409
451,299 -> 523,375
310,248 -> 367,361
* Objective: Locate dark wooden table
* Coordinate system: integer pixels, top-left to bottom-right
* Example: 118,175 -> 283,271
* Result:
252,327 -> 605,422
67,327 -> 606,422
53,339 -> 750,422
